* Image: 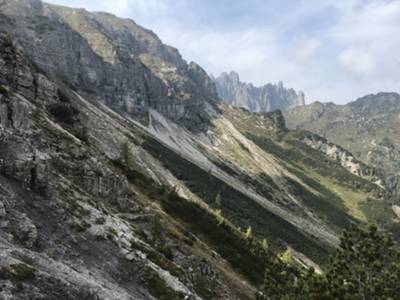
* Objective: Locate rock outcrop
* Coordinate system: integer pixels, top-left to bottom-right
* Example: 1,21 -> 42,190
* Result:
285,93 -> 400,197
301,133 -> 382,186
214,71 -> 305,112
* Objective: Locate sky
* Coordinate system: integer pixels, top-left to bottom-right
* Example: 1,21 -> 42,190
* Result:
45,0 -> 400,104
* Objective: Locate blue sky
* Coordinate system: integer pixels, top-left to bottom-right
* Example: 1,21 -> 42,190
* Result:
45,0 -> 400,104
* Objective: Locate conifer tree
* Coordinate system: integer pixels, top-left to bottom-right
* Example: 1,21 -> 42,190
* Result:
261,239 -> 268,251
215,193 -> 222,207
261,224 -> 400,300
245,226 -> 253,239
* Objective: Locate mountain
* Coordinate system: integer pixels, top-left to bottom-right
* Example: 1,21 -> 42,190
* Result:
0,0 -> 217,132
214,71 -> 305,112
0,1 -> 398,299
285,93 -> 400,198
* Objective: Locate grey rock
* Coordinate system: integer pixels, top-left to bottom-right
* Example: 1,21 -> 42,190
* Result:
215,71 -> 305,112
0,200 -> 5,217
302,133 -> 383,186
0,0 -> 218,130
0,32 -> 241,299
11,212 -> 38,248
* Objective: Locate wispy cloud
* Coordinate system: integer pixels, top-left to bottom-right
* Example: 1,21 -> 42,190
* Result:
332,1 -> 400,81
103,0 -> 168,18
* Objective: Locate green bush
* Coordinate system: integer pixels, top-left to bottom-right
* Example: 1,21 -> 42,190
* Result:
260,224 -> 400,300
48,103 -> 78,125
0,263 -> 35,281
160,189 -> 270,285
95,217 -> 106,225
57,88 -> 70,103
142,137 -> 330,263
145,266 -> 186,300
0,85 -> 9,96
2,32 -> 13,48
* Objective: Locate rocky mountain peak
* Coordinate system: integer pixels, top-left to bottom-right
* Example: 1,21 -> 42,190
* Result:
228,71 -> 241,83
277,81 -> 284,91
350,92 -> 400,114
214,71 -> 305,112
0,0 -> 218,130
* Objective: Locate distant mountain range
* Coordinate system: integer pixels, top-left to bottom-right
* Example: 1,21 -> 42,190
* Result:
214,71 -> 305,112
285,92 -> 400,197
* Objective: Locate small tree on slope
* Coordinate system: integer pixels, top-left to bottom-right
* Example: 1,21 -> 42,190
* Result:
260,224 -> 400,300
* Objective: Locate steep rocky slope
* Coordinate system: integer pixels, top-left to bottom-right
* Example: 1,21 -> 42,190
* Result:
214,71 -> 305,112
0,35 -> 260,299
285,93 -> 400,197
0,1 -> 398,299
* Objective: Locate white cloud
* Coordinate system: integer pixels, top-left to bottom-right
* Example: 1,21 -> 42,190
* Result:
331,1 -> 400,81
102,0 -> 129,17
156,23 -> 309,89
338,48 -> 376,79
45,0 -> 168,18
161,27 -> 277,80
294,39 -> 322,63
103,0 -> 168,18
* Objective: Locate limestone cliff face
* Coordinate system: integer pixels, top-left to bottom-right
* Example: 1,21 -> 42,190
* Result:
301,134 -> 383,187
0,0 -> 218,128
214,71 -> 305,112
